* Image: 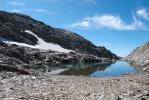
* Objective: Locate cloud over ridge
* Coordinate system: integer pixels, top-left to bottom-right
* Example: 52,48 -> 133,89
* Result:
70,14 -> 144,31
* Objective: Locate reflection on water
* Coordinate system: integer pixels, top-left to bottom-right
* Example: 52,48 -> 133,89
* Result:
60,63 -> 112,76
90,61 -> 136,77
33,61 -> 136,77
59,61 -> 136,77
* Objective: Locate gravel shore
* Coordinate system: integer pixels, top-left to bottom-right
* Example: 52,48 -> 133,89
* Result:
0,72 -> 148,100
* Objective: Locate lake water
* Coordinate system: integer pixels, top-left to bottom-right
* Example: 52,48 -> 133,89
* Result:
35,61 -> 136,77
55,61 -> 137,77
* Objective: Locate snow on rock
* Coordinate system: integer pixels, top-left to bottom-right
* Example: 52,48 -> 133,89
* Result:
24,30 -> 72,53
1,30 -> 72,53
48,69 -> 68,75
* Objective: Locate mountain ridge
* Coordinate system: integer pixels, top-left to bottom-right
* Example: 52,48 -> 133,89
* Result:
0,11 -> 119,74
0,11 -> 118,59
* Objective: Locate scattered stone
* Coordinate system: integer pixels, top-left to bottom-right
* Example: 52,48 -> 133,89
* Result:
0,74 -> 148,100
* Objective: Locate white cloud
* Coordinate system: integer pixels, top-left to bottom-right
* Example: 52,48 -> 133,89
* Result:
137,8 -> 149,20
70,20 -> 90,28
9,1 -> 25,6
82,0 -> 96,4
10,9 -> 23,13
70,15 -> 144,30
98,43 -> 111,46
34,8 -> 54,15
65,0 -> 96,4
9,8 -> 53,15
34,8 -> 48,13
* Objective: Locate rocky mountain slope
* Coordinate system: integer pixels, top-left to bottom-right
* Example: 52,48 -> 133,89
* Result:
126,42 -> 149,72
0,11 -> 118,74
0,11 -> 118,58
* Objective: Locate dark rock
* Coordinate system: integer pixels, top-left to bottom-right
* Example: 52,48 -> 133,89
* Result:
0,64 -> 30,75
117,96 -> 121,100
141,98 -> 146,100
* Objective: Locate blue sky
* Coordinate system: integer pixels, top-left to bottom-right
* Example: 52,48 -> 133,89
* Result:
0,0 -> 149,56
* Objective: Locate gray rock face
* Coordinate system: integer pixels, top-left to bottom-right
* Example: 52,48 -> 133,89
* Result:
126,42 -> 149,72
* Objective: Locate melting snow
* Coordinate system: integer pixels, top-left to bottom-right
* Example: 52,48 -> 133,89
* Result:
48,69 -> 68,75
1,30 -> 72,53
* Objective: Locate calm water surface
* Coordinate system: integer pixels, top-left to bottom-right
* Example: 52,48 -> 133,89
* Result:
58,61 -> 136,77
36,61 -> 137,77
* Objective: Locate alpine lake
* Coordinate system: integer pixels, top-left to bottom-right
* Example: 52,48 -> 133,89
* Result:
35,61 -> 137,77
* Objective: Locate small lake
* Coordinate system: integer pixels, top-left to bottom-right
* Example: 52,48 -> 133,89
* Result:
47,61 -> 137,77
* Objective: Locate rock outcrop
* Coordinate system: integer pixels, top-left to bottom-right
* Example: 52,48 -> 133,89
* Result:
126,42 -> 149,72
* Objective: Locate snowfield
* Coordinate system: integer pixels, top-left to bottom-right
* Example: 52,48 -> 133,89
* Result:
1,30 -> 72,53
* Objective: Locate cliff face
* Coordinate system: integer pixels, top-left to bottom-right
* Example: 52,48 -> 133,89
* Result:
126,42 -> 149,72
0,11 -> 118,74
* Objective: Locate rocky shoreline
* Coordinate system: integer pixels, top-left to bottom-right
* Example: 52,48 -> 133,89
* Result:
0,43 -> 117,76
0,56 -> 149,100
0,52 -> 148,100
0,71 -> 148,100
125,42 -> 149,73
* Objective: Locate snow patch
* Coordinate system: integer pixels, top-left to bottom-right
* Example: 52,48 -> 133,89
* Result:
1,30 -> 73,53
48,69 -> 68,75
